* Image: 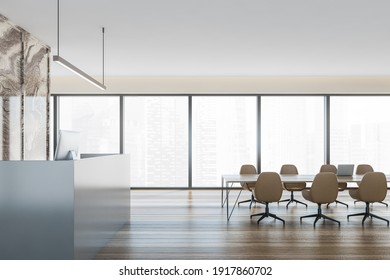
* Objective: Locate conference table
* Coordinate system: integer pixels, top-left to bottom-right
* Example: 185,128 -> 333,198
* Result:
221,174 -> 390,221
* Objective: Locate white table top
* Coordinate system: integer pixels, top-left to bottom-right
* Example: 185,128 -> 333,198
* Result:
221,173 -> 390,221
220,173 -> 390,221
221,174 -> 390,184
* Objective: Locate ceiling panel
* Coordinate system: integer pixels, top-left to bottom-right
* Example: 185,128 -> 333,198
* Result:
2,0 -> 390,78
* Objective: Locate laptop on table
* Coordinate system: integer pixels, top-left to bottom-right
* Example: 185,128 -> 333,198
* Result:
337,164 -> 354,176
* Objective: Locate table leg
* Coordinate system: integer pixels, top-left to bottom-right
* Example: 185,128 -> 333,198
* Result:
221,176 -> 224,208
226,181 -> 229,220
227,183 -> 243,221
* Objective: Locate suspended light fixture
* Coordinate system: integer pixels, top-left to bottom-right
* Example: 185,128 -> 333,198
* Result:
53,0 -> 106,90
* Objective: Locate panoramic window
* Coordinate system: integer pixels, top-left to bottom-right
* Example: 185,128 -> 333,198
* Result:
54,94 -> 390,187
192,96 -> 257,187
58,96 -> 120,154
261,96 -> 325,174
330,96 -> 390,173
124,97 -> 188,187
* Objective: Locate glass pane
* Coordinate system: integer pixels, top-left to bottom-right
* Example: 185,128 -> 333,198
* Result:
261,96 -> 324,174
50,96 -> 54,160
23,36 -> 49,160
24,96 -> 47,160
330,96 -> 390,173
125,97 -> 188,187
59,97 -> 120,154
9,96 -> 21,160
192,97 -> 257,187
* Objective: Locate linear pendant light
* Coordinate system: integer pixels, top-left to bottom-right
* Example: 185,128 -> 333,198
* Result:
53,0 -> 106,90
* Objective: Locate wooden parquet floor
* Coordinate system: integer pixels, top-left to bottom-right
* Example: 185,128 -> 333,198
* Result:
96,189 -> 390,260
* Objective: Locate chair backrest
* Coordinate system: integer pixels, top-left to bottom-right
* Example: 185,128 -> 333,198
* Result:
240,164 -> 257,189
319,164 -> 337,174
356,164 -> 374,175
310,172 -> 339,204
254,172 -> 283,203
319,164 -> 347,190
358,172 -> 387,202
280,164 -> 298,175
280,164 -> 306,190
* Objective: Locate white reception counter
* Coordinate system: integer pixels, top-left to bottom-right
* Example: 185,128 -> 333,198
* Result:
0,154 -> 130,260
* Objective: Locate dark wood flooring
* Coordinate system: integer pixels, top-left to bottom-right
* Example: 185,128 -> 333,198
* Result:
96,189 -> 390,260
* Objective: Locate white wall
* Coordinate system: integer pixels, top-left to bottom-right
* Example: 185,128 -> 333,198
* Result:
52,76 -> 390,94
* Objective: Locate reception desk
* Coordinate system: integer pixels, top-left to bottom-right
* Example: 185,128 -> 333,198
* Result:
0,155 -> 130,260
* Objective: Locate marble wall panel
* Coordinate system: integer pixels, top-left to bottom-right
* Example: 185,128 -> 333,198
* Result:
23,34 -> 50,160
0,98 -> 2,157
0,14 -> 50,160
0,15 -> 22,160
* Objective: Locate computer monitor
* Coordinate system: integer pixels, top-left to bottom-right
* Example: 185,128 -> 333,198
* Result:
54,130 -> 80,160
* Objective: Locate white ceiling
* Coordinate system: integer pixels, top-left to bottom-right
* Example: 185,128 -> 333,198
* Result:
2,0 -> 390,79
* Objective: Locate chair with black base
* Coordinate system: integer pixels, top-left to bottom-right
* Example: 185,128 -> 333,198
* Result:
300,172 -> 340,227
320,164 -> 348,208
250,172 -> 285,225
237,164 -> 258,209
347,172 -> 389,226
278,164 -> 307,208
355,164 -> 388,207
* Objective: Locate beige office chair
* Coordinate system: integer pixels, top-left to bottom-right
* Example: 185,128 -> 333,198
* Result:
300,172 -> 340,227
347,172 -> 389,226
237,164 -> 258,209
279,164 -> 307,208
355,164 -> 388,207
320,164 -> 348,208
356,164 -> 374,175
250,172 -> 285,225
